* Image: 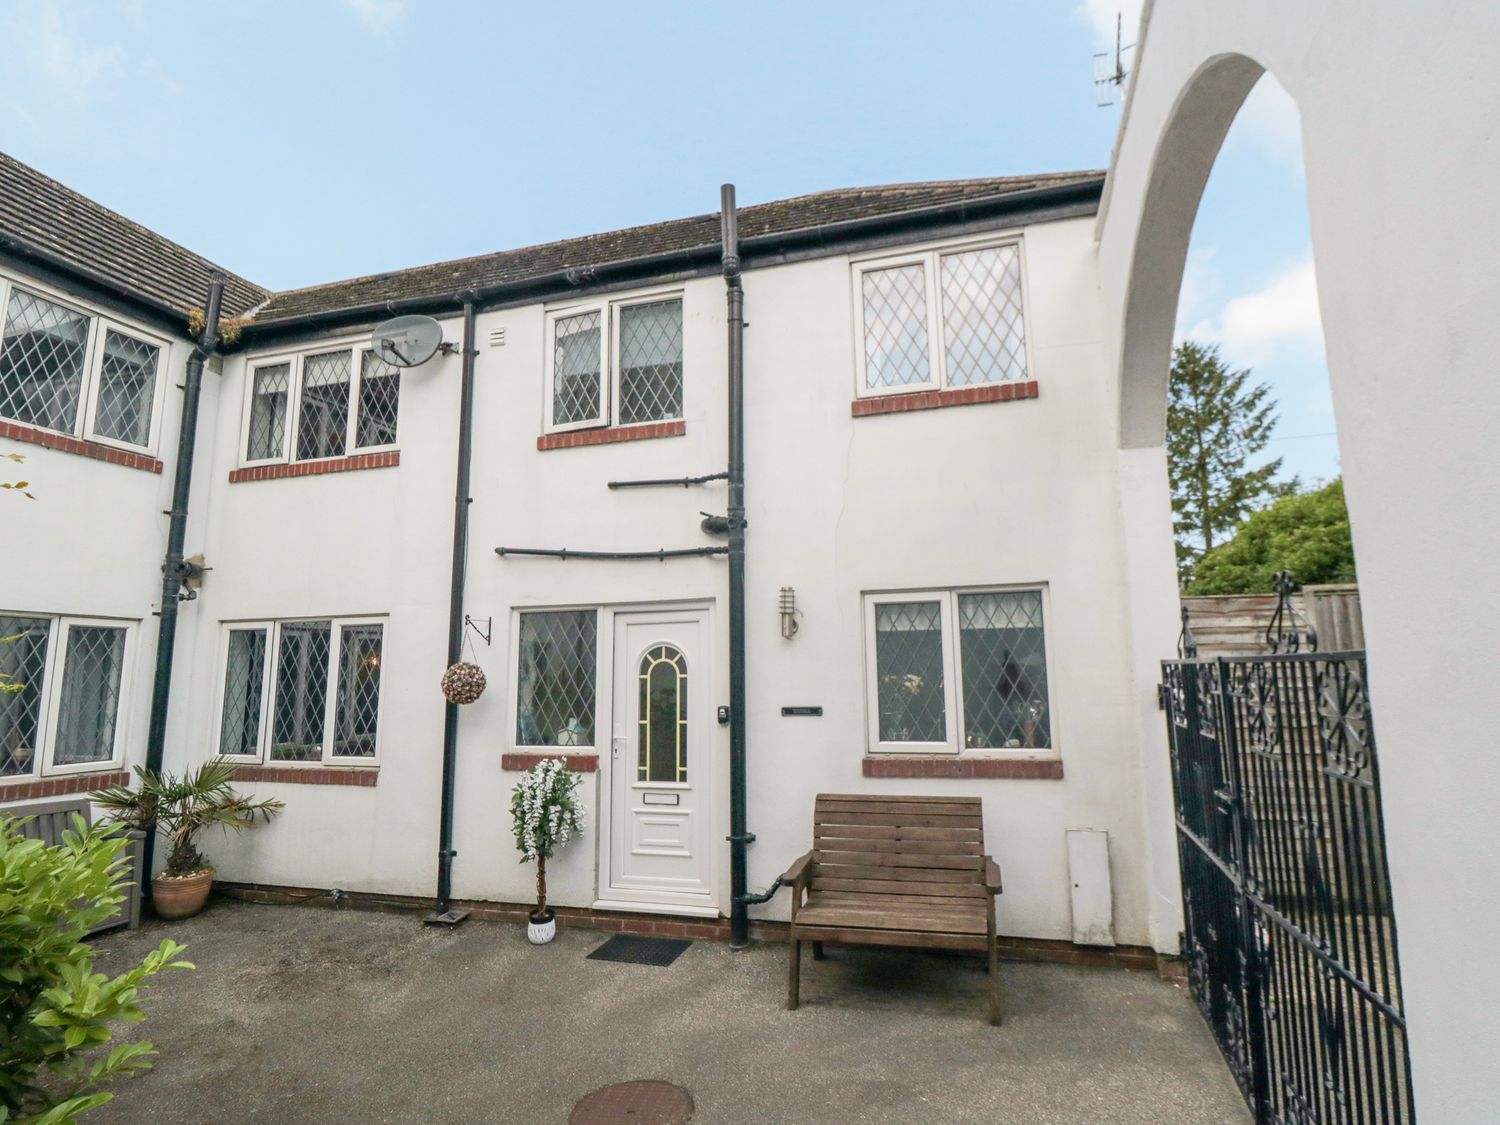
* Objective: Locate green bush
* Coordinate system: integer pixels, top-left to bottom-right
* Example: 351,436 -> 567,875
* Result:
1189,478 -> 1356,595
0,815 -> 191,1124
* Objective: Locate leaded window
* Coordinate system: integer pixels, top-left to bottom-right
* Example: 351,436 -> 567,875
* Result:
296,350 -> 351,460
618,299 -> 683,425
0,287 -> 91,433
551,311 -> 603,427
332,624 -> 382,758
516,610 -> 597,747
0,616 -> 50,777
220,618 -> 386,764
545,293 -> 684,432
866,589 -> 1053,754
638,644 -> 687,783
356,352 -> 400,448
218,629 -> 267,759
247,363 -> 291,460
92,329 -> 161,447
856,242 -> 1029,396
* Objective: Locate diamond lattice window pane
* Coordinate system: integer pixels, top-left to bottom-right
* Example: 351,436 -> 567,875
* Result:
356,352 -> 400,448
619,299 -> 683,424
296,350 -> 351,460
861,264 -> 931,390
93,329 -> 160,446
332,624 -> 382,758
940,246 -> 1028,386
517,610 -> 597,747
552,312 -> 602,426
247,363 -> 290,460
219,629 -> 267,758
0,288 -> 90,433
958,591 -> 1051,749
874,601 -> 947,743
638,644 -> 687,783
54,626 -> 126,766
0,616 -> 50,777
271,621 -> 331,761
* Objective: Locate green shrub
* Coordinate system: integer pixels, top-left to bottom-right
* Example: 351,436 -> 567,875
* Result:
0,815 -> 191,1124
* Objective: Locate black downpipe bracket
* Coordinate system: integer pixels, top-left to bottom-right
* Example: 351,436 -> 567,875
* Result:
722,185 -> 753,949
428,299 -> 478,926
139,275 -> 224,898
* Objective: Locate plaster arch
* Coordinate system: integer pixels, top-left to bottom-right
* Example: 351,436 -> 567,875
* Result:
1097,4 -> 1500,1122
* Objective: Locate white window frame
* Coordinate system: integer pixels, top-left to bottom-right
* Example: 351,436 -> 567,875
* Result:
0,612 -> 135,779
237,341 -> 401,467
542,288 -> 684,434
0,270 -> 171,455
851,236 -> 1032,399
862,586 -> 1057,756
212,616 -> 387,766
508,605 -> 603,752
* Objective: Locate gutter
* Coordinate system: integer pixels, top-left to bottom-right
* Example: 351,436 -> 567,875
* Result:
239,177 -> 1105,342
139,275 -> 223,896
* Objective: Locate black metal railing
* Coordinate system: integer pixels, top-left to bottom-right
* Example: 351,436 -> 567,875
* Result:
1162,651 -> 1413,1124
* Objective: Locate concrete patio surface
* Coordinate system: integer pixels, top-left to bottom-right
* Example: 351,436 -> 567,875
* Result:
88,902 -> 1249,1124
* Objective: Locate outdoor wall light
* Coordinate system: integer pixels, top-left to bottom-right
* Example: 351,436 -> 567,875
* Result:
779,586 -> 800,640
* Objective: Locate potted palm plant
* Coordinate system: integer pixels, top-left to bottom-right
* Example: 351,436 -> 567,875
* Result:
93,758 -> 284,920
510,757 -> 584,944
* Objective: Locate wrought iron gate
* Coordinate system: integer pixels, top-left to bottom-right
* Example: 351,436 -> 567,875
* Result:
1161,650 -> 1414,1123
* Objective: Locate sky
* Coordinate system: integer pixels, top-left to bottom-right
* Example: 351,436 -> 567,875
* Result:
0,0 -> 1337,483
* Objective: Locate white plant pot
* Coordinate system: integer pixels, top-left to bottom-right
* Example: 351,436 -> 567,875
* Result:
528,913 -> 556,945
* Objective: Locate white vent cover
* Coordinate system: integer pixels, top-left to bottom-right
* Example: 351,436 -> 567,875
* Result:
488,327 -> 506,348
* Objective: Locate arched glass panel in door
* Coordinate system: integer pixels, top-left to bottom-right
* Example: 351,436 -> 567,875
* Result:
638,644 -> 687,783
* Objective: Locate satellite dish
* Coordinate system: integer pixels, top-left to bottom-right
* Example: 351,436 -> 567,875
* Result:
370,314 -> 447,367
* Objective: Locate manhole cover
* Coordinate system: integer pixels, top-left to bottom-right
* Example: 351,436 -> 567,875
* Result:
570,1080 -> 693,1124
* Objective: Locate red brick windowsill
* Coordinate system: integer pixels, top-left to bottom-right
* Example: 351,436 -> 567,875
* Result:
228,450 -> 400,483
1,419 -> 162,473
0,769 -> 130,803
852,380 -> 1039,417
501,752 -> 599,772
230,765 -> 378,787
863,756 -> 1063,780
537,419 -> 685,451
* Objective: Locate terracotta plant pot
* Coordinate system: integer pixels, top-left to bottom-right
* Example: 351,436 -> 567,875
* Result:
152,869 -> 214,920
527,908 -> 556,945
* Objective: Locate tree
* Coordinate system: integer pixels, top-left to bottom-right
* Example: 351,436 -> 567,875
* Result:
1190,478 -> 1356,594
1168,341 -> 1287,574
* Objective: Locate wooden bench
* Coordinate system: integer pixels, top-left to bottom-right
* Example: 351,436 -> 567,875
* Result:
782,793 -> 1003,1024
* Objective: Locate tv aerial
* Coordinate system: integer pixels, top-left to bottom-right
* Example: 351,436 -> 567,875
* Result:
370,314 -> 457,367
1093,11 -> 1134,107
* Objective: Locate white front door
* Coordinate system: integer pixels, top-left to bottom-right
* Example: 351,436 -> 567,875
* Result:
602,608 -> 716,913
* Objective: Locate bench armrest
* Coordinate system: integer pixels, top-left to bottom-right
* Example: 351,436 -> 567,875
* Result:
782,850 -> 813,886
983,857 -> 1003,895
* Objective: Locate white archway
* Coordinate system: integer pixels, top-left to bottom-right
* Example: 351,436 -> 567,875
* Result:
1098,4 -> 1500,1121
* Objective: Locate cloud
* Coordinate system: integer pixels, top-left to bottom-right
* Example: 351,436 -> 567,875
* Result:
0,0 -> 123,112
342,0 -> 406,34
1078,0 -> 1144,47
1231,76 -> 1304,168
1187,258 -> 1324,365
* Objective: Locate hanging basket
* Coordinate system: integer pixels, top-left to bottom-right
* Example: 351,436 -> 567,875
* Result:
441,661 -> 487,704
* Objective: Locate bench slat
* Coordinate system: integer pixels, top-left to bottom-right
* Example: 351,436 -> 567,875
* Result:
813,835 -> 983,856
813,862 -> 982,884
817,799 -> 981,817
814,823 -> 982,843
811,890 -> 991,908
815,850 -> 983,870
791,925 -> 988,953
812,876 -> 986,898
812,810 -> 983,829
796,903 -> 987,936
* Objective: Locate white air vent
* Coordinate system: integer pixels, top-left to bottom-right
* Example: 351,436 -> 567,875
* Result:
488,327 -> 506,348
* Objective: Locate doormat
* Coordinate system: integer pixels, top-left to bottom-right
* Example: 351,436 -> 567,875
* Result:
586,934 -> 692,967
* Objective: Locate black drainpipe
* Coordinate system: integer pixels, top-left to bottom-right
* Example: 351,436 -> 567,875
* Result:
721,186 -> 752,949
139,275 -> 223,897
428,297 -> 478,925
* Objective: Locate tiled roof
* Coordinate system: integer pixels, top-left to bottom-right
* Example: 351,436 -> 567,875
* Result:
0,151 -> 269,320
253,171 -> 1104,323
0,152 -> 1102,329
